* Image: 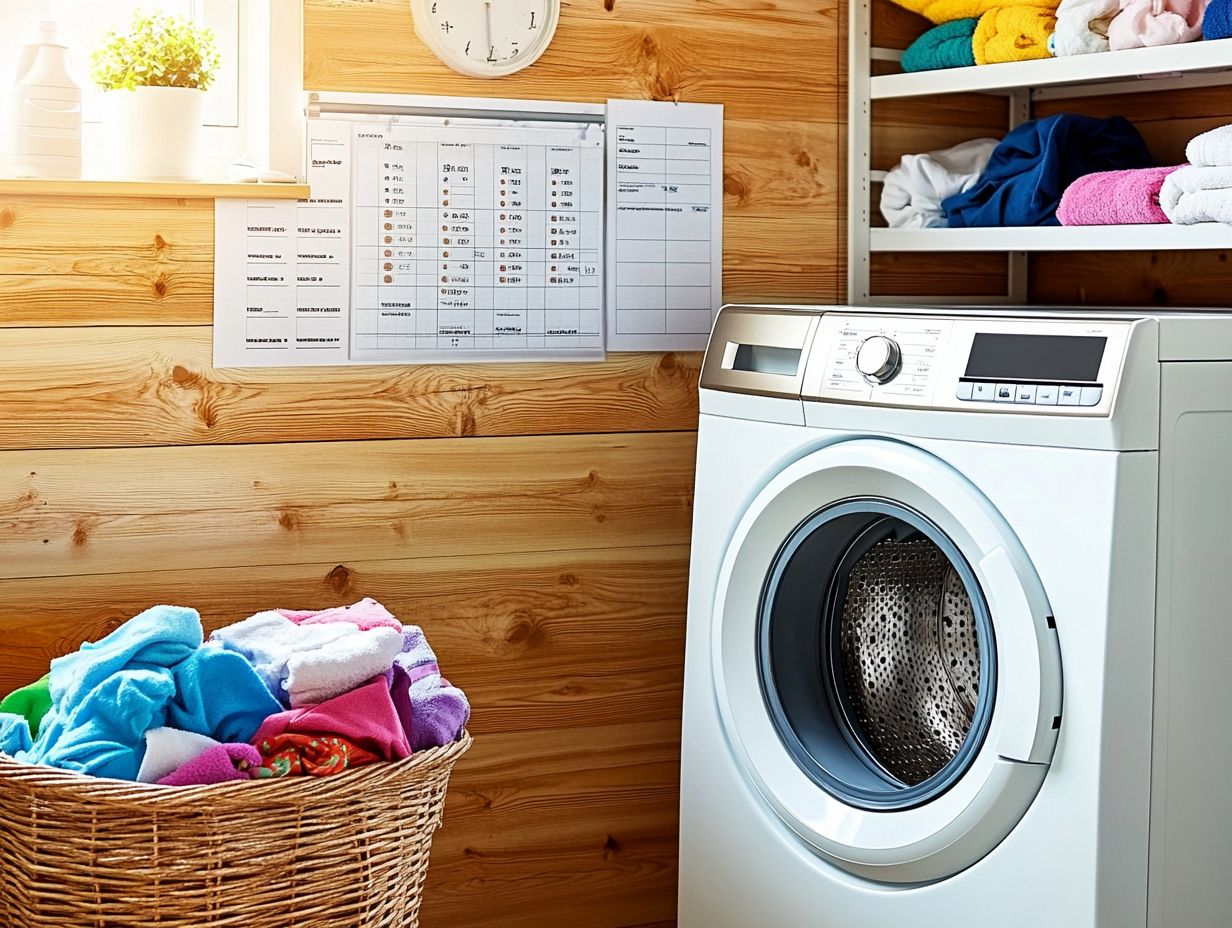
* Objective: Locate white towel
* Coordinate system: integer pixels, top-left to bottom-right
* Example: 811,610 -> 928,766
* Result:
1051,0 -> 1118,54
136,728 -> 220,784
880,138 -> 1000,230
1186,125 -> 1232,168
1160,165 -> 1232,225
211,611 -> 404,708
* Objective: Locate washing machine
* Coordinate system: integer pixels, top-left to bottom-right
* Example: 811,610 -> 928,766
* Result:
679,305 -> 1232,927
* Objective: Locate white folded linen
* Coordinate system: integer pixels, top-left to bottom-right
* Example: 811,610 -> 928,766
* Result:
1186,125 -> 1232,168
880,138 -> 1000,230
1051,0 -> 1118,54
1160,164 -> 1232,225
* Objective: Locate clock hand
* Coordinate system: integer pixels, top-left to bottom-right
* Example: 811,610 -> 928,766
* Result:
484,0 -> 495,61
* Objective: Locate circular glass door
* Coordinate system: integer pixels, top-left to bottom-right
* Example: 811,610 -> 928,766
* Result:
712,439 -> 1062,884
760,499 -> 997,812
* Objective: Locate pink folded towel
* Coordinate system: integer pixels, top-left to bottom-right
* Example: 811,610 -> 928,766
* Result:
1057,165 -> 1183,225
157,743 -> 261,786
278,597 -> 402,633
1108,0 -> 1208,48
251,676 -> 412,762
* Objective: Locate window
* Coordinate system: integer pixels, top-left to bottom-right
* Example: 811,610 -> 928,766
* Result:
1,0 -> 303,178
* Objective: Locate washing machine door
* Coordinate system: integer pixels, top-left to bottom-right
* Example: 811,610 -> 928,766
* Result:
712,438 -> 1062,885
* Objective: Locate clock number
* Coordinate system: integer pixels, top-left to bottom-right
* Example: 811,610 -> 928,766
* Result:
530,11 -> 537,28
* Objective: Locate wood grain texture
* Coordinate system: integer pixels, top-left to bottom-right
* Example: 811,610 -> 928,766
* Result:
0,431 -> 695,581
0,327 -> 700,449
0,196 -> 211,326
0,179 -> 308,199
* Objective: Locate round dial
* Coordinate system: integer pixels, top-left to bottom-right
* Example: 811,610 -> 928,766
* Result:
412,0 -> 560,79
856,335 -> 902,385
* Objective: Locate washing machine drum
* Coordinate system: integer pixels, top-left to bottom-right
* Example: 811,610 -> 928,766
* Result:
713,440 -> 1062,884
761,503 -> 994,810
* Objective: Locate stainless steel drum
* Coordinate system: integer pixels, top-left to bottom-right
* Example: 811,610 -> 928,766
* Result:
837,537 -> 982,785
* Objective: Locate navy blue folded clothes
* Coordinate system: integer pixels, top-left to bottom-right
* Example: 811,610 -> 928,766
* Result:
941,114 -> 1154,228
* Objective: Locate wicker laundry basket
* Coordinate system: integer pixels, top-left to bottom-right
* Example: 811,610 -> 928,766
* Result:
0,732 -> 470,928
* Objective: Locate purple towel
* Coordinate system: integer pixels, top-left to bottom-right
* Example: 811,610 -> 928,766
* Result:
157,743 -> 261,786
1057,165 -> 1183,225
394,627 -> 469,752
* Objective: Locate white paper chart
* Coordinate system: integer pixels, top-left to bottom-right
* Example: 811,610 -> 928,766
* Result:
213,118 -> 352,367
605,100 -> 724,352
350,119 -> 604,361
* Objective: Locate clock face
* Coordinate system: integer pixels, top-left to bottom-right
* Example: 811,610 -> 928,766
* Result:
412,0 -> 560,78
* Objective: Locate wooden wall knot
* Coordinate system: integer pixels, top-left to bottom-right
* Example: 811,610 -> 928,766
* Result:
152,275 -> 169,299
326,563 -> 353,594
0,207 -> 14,230
604,0 -> 616,10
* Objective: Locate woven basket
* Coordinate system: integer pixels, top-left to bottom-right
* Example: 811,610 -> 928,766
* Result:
0,732 -> 471,928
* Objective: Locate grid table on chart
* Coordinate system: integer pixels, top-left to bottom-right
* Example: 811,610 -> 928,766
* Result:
351,124 -> 603,357
614,125 -> 714,336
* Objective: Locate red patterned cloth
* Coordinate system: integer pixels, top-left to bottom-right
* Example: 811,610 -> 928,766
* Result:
255,733 -> 381,778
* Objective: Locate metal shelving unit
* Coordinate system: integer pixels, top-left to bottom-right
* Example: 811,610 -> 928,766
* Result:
847,2 -> 1232,305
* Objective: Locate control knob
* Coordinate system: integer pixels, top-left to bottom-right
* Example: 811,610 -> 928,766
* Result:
855,335 -> 902,385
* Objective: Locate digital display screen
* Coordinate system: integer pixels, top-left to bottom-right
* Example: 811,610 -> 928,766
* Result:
964,333 -> 1107,383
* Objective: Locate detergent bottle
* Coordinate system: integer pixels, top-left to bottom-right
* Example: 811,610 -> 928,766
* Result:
4,20 -> 82,178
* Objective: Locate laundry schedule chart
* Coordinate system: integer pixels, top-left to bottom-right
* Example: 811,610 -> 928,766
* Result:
350,119 -> 605,362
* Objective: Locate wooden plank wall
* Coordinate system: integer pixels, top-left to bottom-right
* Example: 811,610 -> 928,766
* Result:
0,2 -> 841,927
867,0 -> 1231,306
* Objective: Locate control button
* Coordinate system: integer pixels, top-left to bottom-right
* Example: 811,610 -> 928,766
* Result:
1058,385 -> 1082,406
971,382 -> 996,401
995,383 -> 1015,403
1015,384 -> 1037,404
855,335 -> 903,385
1035,385 -> 1058,405
956,381 -> 974,401
1080,386 -> 1103,407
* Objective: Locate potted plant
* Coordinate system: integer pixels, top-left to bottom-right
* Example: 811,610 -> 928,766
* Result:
91,10 -> 219,181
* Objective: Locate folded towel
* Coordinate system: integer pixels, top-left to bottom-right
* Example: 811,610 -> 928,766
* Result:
1205,0 -> 1232,35
212,611 -> 403,708
0,713 -> 32,755
944,114 -> 1155,227
974,6 -> 1057,63
25,605 -> 280,781
136,728 -> 221,784
1108,0 -> 1208,48
157,743 -> 261,787
251,676 -> 413,761
1057,165 -> 1182,224
1161,165 -> 1232,224
0,674 -> 52,741
901,19 -> 979,71
394,627 -> 470,752
881,139 -> 1000,230
255,733 -> 382,778
1051,0 -> 1118,52
1186,125 -> 1232,167
278,597 -> 403,632
890,0 -> 1056,25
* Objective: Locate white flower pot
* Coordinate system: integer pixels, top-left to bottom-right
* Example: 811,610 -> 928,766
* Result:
104,86 -> 205,181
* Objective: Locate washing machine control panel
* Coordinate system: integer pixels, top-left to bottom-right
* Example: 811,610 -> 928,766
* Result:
801,313 -> 1132,415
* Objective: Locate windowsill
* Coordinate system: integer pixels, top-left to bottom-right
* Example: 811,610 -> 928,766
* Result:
0,178 -> 309,200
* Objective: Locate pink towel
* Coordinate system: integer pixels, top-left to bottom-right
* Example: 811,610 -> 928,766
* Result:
157,743 -> 261,786
277,597 -> 402,632
1108,0 -> 1208,48
251,676 -> 412,762
1057,165 -> 1183,225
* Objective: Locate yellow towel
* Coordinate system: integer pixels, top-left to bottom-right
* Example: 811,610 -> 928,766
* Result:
895,0 -> 1055,25
973,6 -> 1057,62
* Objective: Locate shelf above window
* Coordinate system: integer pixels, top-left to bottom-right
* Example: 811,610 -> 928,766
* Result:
870,37 -> 1232,99
0,178 -> 309,200
870,224 -> 1232,252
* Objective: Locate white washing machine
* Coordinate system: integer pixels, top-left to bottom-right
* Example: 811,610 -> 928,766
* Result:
679,305 -> 1232,927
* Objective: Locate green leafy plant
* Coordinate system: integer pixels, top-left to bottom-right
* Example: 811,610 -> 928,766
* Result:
91,10 -> 220,91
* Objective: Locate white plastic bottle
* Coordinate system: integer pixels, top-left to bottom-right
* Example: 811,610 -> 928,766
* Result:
4,20 -> 82,179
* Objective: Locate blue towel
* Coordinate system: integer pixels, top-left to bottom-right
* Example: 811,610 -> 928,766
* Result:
0,713 -> 32,755
901,19 -> 979,72
1206,0 -> 1232,37
942,114 -> 1154,227
24,606 -> 281,781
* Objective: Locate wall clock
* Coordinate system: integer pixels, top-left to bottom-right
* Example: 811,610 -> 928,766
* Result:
411,0 -> 561,79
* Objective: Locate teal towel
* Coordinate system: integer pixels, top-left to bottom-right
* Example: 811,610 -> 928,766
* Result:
901,18 -> 979,72
24,605 -> 282,781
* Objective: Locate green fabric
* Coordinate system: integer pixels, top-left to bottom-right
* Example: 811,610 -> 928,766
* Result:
0,674 -> 52,741
901,18 -> 978,72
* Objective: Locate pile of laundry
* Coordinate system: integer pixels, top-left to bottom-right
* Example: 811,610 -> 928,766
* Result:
0,600 -> 469,786
894,0 -> 1229,73
881,113 -> 1154,228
